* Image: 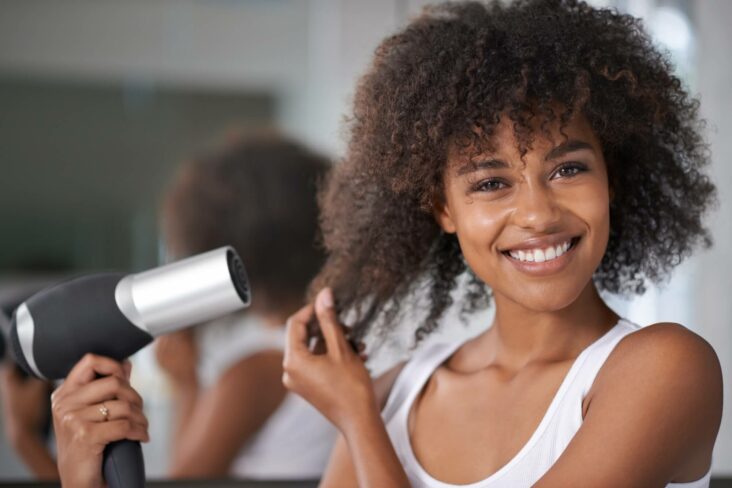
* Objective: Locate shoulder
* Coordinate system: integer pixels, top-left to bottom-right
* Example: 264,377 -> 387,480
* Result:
600,322 -> 721,389
536,323 -> 722,485
217,349 -> 285,390
589,322 -> 722,475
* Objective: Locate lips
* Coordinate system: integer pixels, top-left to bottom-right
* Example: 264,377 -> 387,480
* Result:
500,236 -> 581,273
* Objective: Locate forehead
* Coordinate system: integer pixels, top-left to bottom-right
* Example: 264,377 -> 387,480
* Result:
447,110 -> 601,167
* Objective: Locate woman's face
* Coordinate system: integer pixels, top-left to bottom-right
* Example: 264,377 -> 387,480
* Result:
435,112 -> 610,313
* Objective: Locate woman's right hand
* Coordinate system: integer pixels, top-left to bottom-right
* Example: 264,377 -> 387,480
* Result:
51,354 -> 149,488
282,288 -> 377,434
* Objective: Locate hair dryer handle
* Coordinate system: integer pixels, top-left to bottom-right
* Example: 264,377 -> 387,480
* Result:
103,439 -> 145,488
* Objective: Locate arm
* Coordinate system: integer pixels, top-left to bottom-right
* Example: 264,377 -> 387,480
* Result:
9,432 -> 58,479
283,288 -> 410,488
534,323 -> 723,488
166,350 -> 287,477
0,366 -> 58,479
154,330 -> 200,449
319,362 -> 406,488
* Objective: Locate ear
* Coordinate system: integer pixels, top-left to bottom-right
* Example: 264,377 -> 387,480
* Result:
432,196 -> 457,234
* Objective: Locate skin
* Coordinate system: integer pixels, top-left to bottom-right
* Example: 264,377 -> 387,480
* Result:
154,317 -> 288,478
283,113 -> 723,487
0,365 -> 58,479
51,355 -> 147,488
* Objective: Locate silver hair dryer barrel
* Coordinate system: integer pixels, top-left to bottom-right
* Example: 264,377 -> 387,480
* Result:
116,246 -> 251,337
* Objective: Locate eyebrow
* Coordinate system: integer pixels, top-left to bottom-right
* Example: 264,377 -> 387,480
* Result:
456,139 -> 595,175
456,158 -> 509,175
544,139 -> 595,161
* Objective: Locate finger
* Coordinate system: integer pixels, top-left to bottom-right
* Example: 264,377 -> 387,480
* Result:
58,375 -> 143,412
285,304 -> 314,355
65,354 -> 128,388
75,400 -> 148,427
314,288 -> 350,356
89,419 -> 150,445
122,360 -> 132,381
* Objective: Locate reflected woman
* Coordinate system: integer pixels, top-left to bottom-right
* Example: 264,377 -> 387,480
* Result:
49,134 -> 337,486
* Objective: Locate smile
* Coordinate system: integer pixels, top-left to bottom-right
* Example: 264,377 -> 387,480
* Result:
501,237 -> 581,276
506,238 -> 578,263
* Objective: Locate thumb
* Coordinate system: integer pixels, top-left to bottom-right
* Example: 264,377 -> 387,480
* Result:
314,288 -> 350,357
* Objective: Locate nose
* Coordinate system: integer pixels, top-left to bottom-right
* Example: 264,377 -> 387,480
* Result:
511,181 -> 562,232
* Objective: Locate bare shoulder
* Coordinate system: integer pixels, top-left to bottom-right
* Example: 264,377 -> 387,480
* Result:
589,322 -> 722,478
601,322 -> 722,387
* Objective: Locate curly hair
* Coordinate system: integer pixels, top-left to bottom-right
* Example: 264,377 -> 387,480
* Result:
162,133 -> 330,314
310,0 -> 716,344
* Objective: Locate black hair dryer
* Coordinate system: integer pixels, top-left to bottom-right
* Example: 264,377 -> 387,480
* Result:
9,247 -> 251,488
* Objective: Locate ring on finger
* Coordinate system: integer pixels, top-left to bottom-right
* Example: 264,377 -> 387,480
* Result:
99,403 -> 110,422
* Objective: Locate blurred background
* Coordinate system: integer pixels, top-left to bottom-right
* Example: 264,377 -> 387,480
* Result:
0,0 -> 730,482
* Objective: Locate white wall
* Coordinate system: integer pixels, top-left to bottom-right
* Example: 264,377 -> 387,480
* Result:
694,0 -> 732,475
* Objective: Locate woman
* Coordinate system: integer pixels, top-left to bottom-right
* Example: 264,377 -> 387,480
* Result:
153,133 -> 337,479
282,1 -> 722,487
53,1 -> 722,487
50,134 -> 337,486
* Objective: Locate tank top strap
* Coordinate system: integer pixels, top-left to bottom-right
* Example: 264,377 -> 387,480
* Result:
570,318 -> 642,398
382,339 -> 465,424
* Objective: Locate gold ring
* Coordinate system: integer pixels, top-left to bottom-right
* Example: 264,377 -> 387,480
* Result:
99,403 -> 110,422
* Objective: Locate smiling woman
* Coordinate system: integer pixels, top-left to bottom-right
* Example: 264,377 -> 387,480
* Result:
277,1 -> 723,487
43,0 -> 723,487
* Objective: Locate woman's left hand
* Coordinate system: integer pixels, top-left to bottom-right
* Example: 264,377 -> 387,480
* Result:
282,288 -> 375,434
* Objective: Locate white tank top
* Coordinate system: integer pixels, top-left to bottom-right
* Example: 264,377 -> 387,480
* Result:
196,312 -> 337,479
382,319 -> 712,488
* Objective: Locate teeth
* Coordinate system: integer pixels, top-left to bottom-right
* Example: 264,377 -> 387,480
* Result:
507,239 -> 573,263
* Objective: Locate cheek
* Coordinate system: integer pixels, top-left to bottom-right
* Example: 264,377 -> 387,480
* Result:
451,202 -> 508,271
570,184 -> 611,256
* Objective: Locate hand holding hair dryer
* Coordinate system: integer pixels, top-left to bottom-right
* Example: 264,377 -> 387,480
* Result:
9,246 -> 251,488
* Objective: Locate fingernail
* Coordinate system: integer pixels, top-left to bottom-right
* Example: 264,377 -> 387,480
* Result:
318,288 -> 334,309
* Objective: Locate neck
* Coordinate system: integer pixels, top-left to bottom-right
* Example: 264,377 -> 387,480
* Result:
482,282 -> 619,369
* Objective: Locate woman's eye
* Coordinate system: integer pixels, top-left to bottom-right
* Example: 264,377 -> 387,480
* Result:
553,163 -> 587,179
475,179 -> 507,192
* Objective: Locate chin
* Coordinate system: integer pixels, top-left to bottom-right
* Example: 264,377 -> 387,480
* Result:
501,281 -> 588,313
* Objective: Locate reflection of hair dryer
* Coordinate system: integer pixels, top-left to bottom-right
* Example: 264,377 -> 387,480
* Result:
9,246 -> 251,488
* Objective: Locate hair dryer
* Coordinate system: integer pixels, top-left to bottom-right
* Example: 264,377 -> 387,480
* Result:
9,246 -> 251,488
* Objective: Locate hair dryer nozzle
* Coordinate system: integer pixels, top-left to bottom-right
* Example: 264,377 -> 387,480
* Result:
115,246 -> 250,337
